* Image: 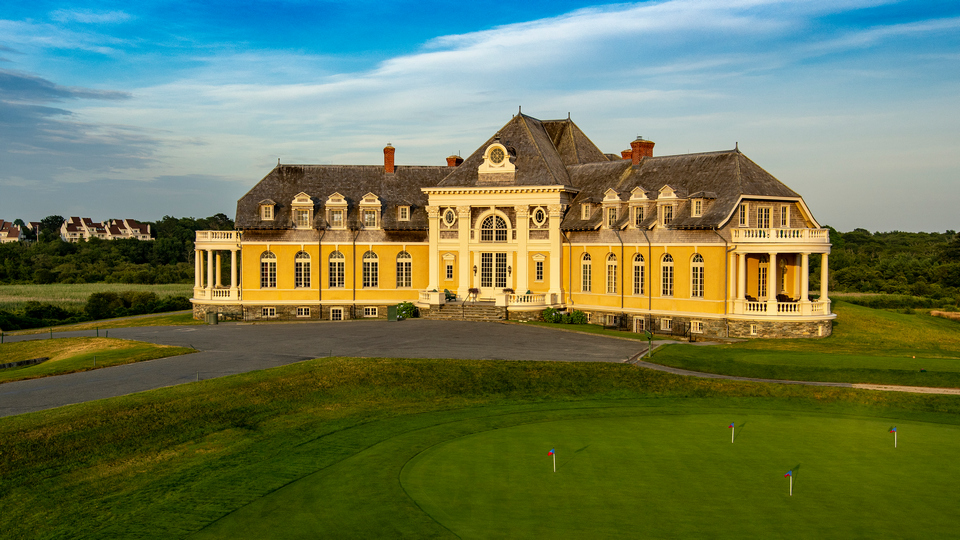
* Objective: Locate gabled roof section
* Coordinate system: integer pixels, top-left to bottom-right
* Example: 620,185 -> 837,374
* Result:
437,114 -> 608,188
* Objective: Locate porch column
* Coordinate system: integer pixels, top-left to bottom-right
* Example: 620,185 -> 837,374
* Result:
458,206 -> 472,298
547,204 -> 563,303
800,252 -> 811,315
194,249 -> 202,289
820,252 -> 829,304
206,249 -> 214,293
735,252 -> 746,314
230,249 -> 238,293
515,205 -> 529,294
426,206 -> 440,291
215,252 -> 222,288
767,251 -> 778,314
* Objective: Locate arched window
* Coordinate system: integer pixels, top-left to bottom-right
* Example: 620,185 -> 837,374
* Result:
260,251 -> 276,288
295,251 -> 311,288
362,251 -> 378,288
328,251 -> 344,288
633,253 -> 645,295
581,253 -> 592,292
480,214 -> 508,242
661,254 -> 674,297
606,253 -> 618,294
396,251 -> 412,288
691,254 -> 704,298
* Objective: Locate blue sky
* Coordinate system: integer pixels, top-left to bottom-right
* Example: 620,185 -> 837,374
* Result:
1,0 -> 958,232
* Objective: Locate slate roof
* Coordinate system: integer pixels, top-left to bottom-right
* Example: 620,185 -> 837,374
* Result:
235,165 -> 452,230
235,114 -> 810,233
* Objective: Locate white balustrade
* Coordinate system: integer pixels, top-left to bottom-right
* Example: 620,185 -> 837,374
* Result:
508,293 -> 547,306
777,302 -> 800,314
731,228 -> 829,243
745,301 -> 767,313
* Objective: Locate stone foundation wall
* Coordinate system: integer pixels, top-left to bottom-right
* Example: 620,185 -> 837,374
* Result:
192,303 -> 243,321
235,304 -> 392,322
507,309 -> 543,322
727,318 -> 833,339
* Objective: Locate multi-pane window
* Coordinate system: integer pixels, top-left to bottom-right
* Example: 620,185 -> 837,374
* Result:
693,199 -> 702,217
739,203 -> 748,227
261,307 -> 276,317
363,210 -> 377,228
581,253 -> 592,292
330,209 -> 344,228
758,255 -> 768,298
691,321 -> 704,333
445,263 -> 454,280
633,253 -> 645,295
396,251 -> 412,288
398,206 -> 410,221
330,307 -> 343,321
362,251 -> 378,288
295,209 -> 310,228
758,207 -> 771,229
294,251 -> 311,288
634,206 -> 644,227
535,260 -> 544,282
364,307 -> 378,317
661,254 -> 674,297
661,205 -> 673,226
260,251 -> 277,288
691,253 -> 704,298
297,307 -> 310,317
261,205 -> 273,220
661,318 -> 673,331
480,215 -> 508,242
606,253 -> 617,294
607,207 -> 618,228
495,253 -> 507,288
328,251 -> 345,288
581,204 -> 591,220
780,205 -> 789,227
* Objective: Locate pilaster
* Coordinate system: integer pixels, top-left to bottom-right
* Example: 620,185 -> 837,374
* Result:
426,206 -> 440,290
515,205 -> 529,294
457,205 -> 472,298
547,204 -> 563,303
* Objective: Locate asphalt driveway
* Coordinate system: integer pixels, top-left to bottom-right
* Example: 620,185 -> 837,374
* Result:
0,320 -> 648,417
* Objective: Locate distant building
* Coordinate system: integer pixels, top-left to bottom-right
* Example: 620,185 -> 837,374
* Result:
0,220 -> 21,243
61,217 -> 152,242
193,112 -> 834,338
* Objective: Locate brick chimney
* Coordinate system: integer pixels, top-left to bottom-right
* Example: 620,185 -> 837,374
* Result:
446,155 -> 464,167
384,144 -> 395,174
630,136 -> 655,165
621,149 -> 633,160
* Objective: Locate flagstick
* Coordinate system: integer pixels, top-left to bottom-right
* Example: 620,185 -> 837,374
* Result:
895,431 -> 897,449
789,475 -> 793,496
731,425 -> 735,443
553,452 -> 556,472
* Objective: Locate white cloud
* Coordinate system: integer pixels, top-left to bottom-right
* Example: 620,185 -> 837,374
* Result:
50,9 -> 133,25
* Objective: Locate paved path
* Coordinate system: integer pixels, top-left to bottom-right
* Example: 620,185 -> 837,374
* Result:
631,358 -> 960,395
0,320 -> 648,417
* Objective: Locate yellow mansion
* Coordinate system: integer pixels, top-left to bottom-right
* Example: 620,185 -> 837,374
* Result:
192,113 -> 834,338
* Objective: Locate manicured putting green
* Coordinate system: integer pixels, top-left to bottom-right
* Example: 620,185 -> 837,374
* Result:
401,413 -> 960,538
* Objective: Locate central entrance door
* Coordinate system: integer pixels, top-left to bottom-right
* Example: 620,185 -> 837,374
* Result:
480,252 -> 508,298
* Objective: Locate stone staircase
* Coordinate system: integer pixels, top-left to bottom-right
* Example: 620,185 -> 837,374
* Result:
420,302 -> 506,322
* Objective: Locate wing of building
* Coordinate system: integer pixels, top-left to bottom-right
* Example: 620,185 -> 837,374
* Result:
192,113 -> 834,338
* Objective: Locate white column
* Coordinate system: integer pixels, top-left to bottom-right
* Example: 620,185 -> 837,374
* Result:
820,252 -> 829,303
800,252 -> 811,315
548,204 -> 563,303
230,249 -> 238,294
458,206 -> 472,299
215,252 -> 222,288
735,252 -> 746,314
767,252 -> 778,314
206,249 -> 214,292
515,205 -> 529,294
195,249 -> 202,289
426,206 -> 440,291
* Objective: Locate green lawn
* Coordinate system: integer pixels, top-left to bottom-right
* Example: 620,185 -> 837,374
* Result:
649,302 -> 960,387
3,356 -> 960,539
5,310 -> 202,336
515,320 -> 684,341
0,337 -> 195,383
0,283 -> 193,311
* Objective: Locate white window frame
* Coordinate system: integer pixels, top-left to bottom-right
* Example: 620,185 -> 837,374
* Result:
739,203 -> 748,227
364,306 -> 378,318
691,320 -> 704,334
295,209 -> 311,228
633,253 -> 645,295
261,307 -> 276,318
581,203 -> 592,220
606,207 -> 618,229
297,307 -> 310,318
261,205 -> 274,221
362,251 -> 378,288
633,206 -> 644,228
661,205 -> 673,226
750,323 -> 758,336
661,318 -> 673,331
398,206 -> 410,221
581,253 -> 592,292
445,263 -> 454,280
535,260 -> 544,282
331,307 -> 343,321
260,251 -> 277,289
363,209 -> 378,228
295,251 -> 311,289
757,207 -> 771,229
329,251 -> 345,288
691,253 -> 704,298
633,316 -> 645,333
606,253 -> 617,294
692,199 -> 702,217
396,251 -> 412,288
661,254 -> 674,297
780,204 -> 790,228
329,209 -> 345,229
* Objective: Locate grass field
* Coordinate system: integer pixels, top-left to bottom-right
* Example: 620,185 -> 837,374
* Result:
0,337 -> 195,383
4,311 -> 202,335
0,283 -> 193,311
650,302 -> 960,387
3,355 -> 960,539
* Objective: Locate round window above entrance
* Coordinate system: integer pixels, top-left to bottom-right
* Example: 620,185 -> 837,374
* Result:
532,207 -> 546,227
443,208 -> 456,227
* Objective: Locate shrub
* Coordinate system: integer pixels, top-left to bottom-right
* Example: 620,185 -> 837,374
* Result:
541,307 -> 562,323
569,310 -> 588,324
396,301 -> 417,320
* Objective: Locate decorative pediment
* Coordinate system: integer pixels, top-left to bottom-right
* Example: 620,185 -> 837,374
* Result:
630,187 -> 648,200
360,192 -> 382,207
291,192 -> 313,206
478,138 -> 516,185
325,192 -> 347,206
603,188 -> 620,202
659,185 -> 678,199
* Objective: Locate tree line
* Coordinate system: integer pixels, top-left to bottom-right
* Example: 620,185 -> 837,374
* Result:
0,214 -> 234,285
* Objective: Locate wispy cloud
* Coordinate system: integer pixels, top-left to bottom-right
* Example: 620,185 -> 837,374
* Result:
50,9 -> 133,25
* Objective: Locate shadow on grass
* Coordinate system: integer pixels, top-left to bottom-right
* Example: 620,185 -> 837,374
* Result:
557,445 -> 591,471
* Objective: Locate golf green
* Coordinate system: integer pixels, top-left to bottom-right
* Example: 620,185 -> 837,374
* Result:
401,413 -> 960,538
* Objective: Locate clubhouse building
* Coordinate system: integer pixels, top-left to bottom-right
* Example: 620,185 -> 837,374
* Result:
192,113 -> 834,338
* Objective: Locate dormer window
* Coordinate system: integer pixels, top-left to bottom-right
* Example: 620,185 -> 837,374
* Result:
325,192 -> 348,230
259,200 -> 276,221
661,205 -> 674,226
291,192 -> 314,229
607,207 -> 618,228
692,199 -> 703,218
359,192 -> 382,230
634,206 -> 645,227
363,210 -> 377,228
398,206 -> 410,221
581,203 -> 592,220
330,210 -> 344,228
